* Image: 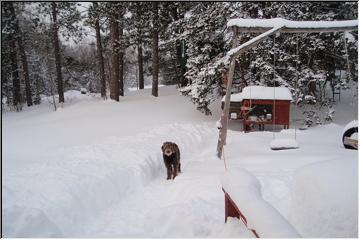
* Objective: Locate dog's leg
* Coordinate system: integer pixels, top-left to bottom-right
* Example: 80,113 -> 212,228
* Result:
164,161 -> 172,180
172,164 -> 178,179
166,166 -> 171,180
178,163 -> 181,173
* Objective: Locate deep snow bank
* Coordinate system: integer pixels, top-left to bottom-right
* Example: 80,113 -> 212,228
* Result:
222,168 -> 300,238
289,158 -> 358,237
224,123 -> 358,237
3,122 -> 216,237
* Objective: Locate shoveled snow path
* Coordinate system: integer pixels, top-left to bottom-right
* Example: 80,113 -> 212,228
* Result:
80,130 -> 253,238
3,122 -> 252,238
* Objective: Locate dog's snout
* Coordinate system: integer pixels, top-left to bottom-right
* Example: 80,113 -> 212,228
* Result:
165,149 -> 172,155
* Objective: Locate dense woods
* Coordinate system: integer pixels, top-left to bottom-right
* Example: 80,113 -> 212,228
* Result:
1,2 -> 358,116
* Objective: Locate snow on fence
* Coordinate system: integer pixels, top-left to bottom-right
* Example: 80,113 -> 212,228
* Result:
221,168 -> 300,238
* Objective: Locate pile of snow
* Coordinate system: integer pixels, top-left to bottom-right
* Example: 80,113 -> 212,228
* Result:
222,168 -> 300,238
3,122 -> 217,237
224,123 -> 358,238
270,138 -> 299,150
289,159 -> 358,237
342,120 -> 358,136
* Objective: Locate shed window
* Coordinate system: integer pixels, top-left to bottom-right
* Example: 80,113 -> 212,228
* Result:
249,104 -> 273,119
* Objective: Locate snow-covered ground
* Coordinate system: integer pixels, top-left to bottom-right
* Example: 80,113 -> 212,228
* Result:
2,85 -> 358,237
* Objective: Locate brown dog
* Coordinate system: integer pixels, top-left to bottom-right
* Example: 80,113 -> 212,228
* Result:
161,142 -> 181,180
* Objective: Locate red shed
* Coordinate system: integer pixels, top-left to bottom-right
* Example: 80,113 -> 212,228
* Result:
222,86 -> 292,132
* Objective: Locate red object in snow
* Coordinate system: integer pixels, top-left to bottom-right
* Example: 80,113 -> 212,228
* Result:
223,188 -> 260,238
242,99 -> 291,132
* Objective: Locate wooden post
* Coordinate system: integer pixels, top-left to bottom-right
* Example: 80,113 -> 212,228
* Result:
217,29 -> 238,158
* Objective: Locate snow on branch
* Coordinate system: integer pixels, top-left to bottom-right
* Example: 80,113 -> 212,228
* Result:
205,25 -> 284,75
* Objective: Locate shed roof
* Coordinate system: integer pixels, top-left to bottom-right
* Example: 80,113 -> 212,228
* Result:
222,86 -> 293,102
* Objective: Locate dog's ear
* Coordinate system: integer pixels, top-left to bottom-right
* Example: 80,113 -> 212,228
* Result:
161,144 -> 164,152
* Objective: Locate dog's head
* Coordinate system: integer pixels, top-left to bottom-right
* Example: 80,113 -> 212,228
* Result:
161,142 -> 175,157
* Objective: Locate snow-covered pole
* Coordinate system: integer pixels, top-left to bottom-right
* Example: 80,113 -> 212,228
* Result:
222,28 -> 239,141
217,27 -> 238,158
227,19 -> 358,33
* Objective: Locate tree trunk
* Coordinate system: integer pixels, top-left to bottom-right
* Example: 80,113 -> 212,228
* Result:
119,21 -> 124,96
138,41 -> 144,89
51,2 -> 64,103
175,40 -> 186,87
9,36 -> 21,111
9,2 -> 32,106
93,2 -> 106,99
152,2 -> 159,97
110,14 -> 120,101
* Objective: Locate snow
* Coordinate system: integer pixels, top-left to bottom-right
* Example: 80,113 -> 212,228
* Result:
227,18 -> 358,29
221,86 -> 292,102
222,168 -> 300,237
290,159 -> 358,237
221,92 -> 243,102
216,119 -> 222,129
3,85 -> 358,237
127,84 -> 165,92
241,86 -> 292,101
228,18 -> 287,28
3,86 -> 248,238
342,120 -> 358,135
184,10 -> 193,19
344,31 -> 356,42
225,18 -> 357,60
270,138 -> 299,150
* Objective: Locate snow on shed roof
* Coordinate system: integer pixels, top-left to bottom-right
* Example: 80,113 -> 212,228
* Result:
227,18 -> 359,30
221,92 -> 243,102
222,86 -> 293,102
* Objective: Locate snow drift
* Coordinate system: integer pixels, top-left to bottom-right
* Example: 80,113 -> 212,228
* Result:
289,159 -> 358,237
222,168 -> 300,238
3,123 -> 216,237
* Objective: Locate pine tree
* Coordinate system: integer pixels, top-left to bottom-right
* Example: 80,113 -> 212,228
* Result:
110,10 -> 120,101
51,2 -> 65,103
128,2 -> 150,90
8,2 -> 33,106
169,2 -> 357,114
2,2 -> 22,111
159,2 -> 195,87
88,2 -> 107,99
38,2 -> 82,104
106,2 -> 126,101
